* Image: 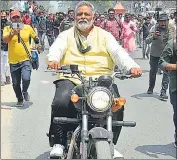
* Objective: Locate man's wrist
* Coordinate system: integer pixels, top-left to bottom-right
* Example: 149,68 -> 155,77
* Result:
173,64 -> 177,70
169,64 -> 177,70
166,64 -> 177,70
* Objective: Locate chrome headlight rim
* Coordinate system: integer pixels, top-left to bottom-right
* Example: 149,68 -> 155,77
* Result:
87,87 -> 113,112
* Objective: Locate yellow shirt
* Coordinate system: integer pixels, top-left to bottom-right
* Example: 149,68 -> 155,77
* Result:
3,24 -> 37,64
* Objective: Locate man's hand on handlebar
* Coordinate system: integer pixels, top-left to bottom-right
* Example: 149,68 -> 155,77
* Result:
130,67 -> 142,78
48,61 -> 61,70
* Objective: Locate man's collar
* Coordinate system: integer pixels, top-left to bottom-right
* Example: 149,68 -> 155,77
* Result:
108,17 -> 116,21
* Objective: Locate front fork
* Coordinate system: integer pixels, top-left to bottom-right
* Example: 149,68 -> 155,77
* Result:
107,109 -> 114,156
81,109 -> 114,159
81,111 -> 89,159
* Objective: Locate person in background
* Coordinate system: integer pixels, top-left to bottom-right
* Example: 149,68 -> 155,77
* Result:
1,11 -> 11,86
21,11 -> 25,23
31,8 -> 38,29
6,10 -> 11,22
146,2 -> 151,11
118,13 -> 124,24
3,10 -> 38,107
94,17 -> 101,27
142,16 -> 153,59
134,2 -> 139,13
100,14 -> 106,23
37,11 -> 47,52
173,12 -> 177,31
136,14 -> 144,48
169,13 -> 174,25
100,8 -> 121,44
120,13 -> 138,55
131,14 -> 137,24
103,11 -> 108,19
94,12 -> 100,20
149,14 -> 156,26
159,21 -> 177,147
53,12 -> 64,38
46,14 -> 54,46
140,1 -> 145,12
23,11 -> 31,25
146,13 -> 174,100
60,9 -> 74,32
29,6 -> 33,15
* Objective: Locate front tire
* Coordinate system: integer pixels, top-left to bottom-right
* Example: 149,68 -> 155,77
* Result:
88,140 -> 112,159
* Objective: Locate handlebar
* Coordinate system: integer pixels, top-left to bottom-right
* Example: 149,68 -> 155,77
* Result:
112,72 -> 132,80
45,66 -> 133,80
53,117 -> 136,127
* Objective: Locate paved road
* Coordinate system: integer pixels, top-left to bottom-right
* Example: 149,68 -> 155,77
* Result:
1,47 -> 176,159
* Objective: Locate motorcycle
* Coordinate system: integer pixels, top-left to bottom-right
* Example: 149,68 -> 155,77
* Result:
45,65 -> 136,159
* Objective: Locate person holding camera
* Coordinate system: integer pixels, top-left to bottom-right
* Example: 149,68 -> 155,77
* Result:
3,10 -> 38,107
146,14 -> 174,100
1,11 -> 11,86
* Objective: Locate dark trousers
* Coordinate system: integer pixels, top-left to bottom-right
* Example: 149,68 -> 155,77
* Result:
142,40 -> 151,57
46,34 -> 54,46
170,90 -> 177,135
49,80 -> 124,147
10,61 -> 32,101
149,55 -> 169,94
54,30 -> 59,39
38,31 -> 45,51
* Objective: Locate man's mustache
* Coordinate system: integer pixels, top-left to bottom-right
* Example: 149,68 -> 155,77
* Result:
78,19 -> 88,23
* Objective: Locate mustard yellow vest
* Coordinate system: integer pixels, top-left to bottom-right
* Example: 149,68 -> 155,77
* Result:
58,27 -> 114,84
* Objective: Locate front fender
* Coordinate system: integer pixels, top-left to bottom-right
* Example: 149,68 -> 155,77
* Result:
88,127 -> 110,139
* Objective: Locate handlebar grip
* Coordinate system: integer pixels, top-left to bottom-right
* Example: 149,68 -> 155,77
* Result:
112,121 -> 136,127
44,69 -> 72,74
53,117 -> 81,124
115,75 -> 131,80
61,66 -> 70,70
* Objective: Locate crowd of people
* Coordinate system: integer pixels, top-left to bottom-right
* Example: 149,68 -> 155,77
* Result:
1,0 -> 177,159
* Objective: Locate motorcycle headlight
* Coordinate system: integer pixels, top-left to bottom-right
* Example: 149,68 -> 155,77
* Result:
87,87 -> 113,112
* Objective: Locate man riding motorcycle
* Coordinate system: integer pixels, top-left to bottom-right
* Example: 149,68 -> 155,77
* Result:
47,1 -> 142,159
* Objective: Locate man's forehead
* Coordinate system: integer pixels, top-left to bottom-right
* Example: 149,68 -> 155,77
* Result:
77,5 -> 92,12
69,11 -> 74,14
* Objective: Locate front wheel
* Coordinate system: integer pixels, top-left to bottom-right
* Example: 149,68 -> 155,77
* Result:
88,140 -> 112,159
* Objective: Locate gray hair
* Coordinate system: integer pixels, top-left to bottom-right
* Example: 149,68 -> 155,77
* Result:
74,1 -> 95,16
